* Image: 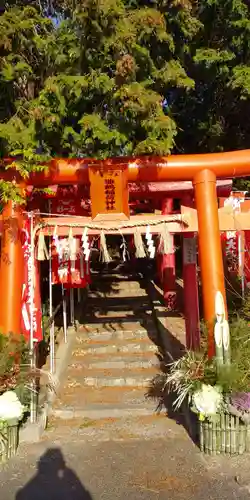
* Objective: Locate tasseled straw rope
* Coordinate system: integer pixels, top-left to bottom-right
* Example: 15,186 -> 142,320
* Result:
134,228 -> 146,258
100,231 -> 112,263
35,215 -> 186,260
36,213 -> 187,231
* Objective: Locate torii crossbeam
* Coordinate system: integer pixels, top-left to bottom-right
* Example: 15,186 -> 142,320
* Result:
1,149 -> 250,354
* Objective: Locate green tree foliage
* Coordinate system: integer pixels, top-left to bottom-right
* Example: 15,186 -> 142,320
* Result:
1,0 -> 250,201
175,0 -> 250,155
0,5 -> 55,200
176,0 -> 250,189
0,0 -> 199,200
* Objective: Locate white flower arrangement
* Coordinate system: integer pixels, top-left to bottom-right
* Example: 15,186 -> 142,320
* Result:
0,391 -> 25,422
191,384 -> 223,421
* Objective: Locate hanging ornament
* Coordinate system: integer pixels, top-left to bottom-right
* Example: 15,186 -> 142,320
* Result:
134,228 -> 146,258
159,223 -> 173,255
120,233 -> 129,262
100,231 -> 112,263
51,227 -> 67,284
81,227 -> 90,261
58,237 -> 70,283
145,226 -> 155,259
58,241 -> 69,283
52,226 -> 61,258
37,230 -> 49,261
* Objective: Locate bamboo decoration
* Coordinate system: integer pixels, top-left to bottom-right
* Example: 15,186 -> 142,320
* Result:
222,320 -> 231,366
214,291 -> 231,367
214,322 -> 224,367
199,413 -> 250,455
198,291 -> 249,455
0,421 -> 19,463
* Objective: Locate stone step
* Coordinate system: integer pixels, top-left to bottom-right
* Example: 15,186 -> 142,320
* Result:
50,274 -> 164,430
52,403 -> 157,420
56,386 -> 152,407
90,273 -> 140,280
45,414 -> 182,442
70,355 -> 159,370
89,283 -> 146,291
87,310 -> 150,319
90,278 -> 144,286
89,277 -> 145,293
88,292 -> 148,299
73,340 -> 159,356
80,318 -> 156,329
66,370 -> 157,388
80,323 -> 157,334
77,377 -> 152,388
76,329 -> 157,343
89,280 -> 145,288
87,295 -> 150,303
86,303 -> 151,313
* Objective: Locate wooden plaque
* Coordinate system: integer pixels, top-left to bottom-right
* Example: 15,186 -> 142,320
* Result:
89,165 -> 129,220
183,237 -> 197,265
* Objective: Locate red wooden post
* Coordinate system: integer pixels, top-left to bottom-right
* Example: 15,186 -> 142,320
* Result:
182,194 -> 200,349
160,198 -> 177,310
0,202 -> 24,335
194,170 -> 227,358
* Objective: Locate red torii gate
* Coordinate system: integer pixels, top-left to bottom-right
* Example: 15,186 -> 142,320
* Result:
1,149 -> 250,354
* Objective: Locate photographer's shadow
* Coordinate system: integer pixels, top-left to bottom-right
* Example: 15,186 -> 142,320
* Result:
16,448 -> 93,500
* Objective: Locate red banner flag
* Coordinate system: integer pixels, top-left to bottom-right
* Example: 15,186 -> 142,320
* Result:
221,194 -> 246,276
21,218 -> 43,343
244,231 -> 250,290
223,230 -> 239,275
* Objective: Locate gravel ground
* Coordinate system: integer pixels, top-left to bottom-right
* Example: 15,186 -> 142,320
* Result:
0,433 -> 250,499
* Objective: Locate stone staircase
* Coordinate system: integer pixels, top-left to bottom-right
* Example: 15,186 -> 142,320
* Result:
52,273 -> 163,428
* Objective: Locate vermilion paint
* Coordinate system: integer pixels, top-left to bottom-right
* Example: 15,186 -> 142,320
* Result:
160,198 -> 176,310
2,150 -> 250,345
182,195 -> 200,350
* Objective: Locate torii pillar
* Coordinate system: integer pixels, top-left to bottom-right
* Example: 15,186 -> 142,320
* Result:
160,198 -> 177,310
182,194 -> 200,350
0,202 -> 24,334
193,170 -> 227,357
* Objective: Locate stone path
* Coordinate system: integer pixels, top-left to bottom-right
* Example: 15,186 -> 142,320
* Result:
2,272 -> 250,499
1,435 -> 250,499
52,274 -> 169,436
